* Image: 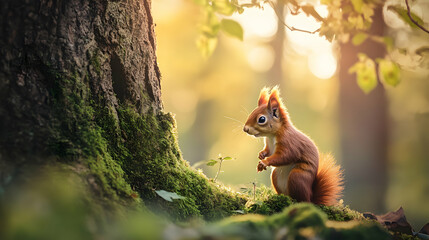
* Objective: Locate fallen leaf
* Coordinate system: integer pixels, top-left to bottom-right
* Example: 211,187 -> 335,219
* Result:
363,207 -> 413,235
419,223 -> 429,234
155,190 -> 186,202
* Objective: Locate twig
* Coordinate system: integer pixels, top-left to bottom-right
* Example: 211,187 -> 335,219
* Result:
405,0 -> 429,34
268,0 -> 320,34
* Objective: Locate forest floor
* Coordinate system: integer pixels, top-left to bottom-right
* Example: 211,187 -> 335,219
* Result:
1,169 -> 426,240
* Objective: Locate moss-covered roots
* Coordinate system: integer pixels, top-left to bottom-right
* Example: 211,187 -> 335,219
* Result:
44,69 -> 244,220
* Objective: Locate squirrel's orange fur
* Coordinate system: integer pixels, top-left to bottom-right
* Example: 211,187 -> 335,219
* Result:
243,87 -> 343,206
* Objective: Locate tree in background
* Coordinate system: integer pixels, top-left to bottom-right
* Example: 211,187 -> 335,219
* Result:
339,5 -> 388,213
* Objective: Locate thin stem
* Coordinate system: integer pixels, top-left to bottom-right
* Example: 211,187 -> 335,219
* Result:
405,0 -> 429,34
268,0 -> 320,34
214,160 -> 222,182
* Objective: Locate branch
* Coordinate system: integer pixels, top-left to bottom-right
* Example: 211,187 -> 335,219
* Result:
268,0 -> 320,34
405,0 -> 429,34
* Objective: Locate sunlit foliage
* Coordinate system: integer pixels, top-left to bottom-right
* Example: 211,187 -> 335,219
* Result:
193,0 -> 428,93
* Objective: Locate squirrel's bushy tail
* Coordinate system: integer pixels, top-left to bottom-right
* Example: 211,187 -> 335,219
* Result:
312,153 -> 344,206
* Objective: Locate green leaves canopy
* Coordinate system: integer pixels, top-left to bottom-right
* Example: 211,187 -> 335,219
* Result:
193,0 -> 428,91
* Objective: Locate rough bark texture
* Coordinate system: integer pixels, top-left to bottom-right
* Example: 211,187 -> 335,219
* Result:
0,0 -> 161,159
0,0 -> 244,221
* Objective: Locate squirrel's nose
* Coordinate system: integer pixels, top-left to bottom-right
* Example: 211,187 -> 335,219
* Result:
243,126 -> 249,133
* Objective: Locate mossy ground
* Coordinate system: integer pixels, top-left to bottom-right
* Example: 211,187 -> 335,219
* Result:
190,203 -> 390,240
243,185 -> 362,223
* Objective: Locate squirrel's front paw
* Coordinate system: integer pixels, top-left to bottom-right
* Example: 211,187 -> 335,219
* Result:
258,150 -> 268,160
257,160 -> 268,172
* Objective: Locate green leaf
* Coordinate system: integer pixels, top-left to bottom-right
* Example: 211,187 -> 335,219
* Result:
377,59 -> 401,87
348,15 -> 365,30
206,159 -> 218,166
361,4 -> 374,21
213,0 -> 236,16
319,25 -> 335,42
232,210 -> 245,214
387,5 -> 425,29
196,35 -> 218,58
352,33 -> 368,46
155,190 -> 185,202
349,53 -> 378,94
222,156 -> 233,160
201,11 -> 220,38
351,0 -> 363,13
221,19 -> 243,41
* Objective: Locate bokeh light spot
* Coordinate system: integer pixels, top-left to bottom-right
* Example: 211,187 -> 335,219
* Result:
246,44 -> 275,72
308,51 -> 337,79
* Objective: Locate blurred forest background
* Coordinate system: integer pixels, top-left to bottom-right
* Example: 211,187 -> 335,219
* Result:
153,0 -> 429,228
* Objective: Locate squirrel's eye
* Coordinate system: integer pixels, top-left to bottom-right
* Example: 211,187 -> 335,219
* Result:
258,116 -> 266,124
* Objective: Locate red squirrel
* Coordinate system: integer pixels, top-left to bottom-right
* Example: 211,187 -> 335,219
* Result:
243,87 -> 343,206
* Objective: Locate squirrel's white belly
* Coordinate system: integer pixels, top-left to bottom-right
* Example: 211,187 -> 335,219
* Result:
266,136 -> 295,194
266,136 -> 276,156
271,165 -> 294,194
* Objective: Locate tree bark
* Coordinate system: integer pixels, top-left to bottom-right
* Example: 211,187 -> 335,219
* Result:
0,0 -> 243,220
268,2 -> 285,88
339,7 -> 388,213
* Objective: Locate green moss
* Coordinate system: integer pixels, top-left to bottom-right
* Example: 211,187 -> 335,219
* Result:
246,194 -> 294,215
90,51 -> 101,75
391,232 -> 420,240
103,106 -> 246,221
318,203 -> 363,221
243,185 -> 362,223
324,220 -> 391,240
42,65 -> 245,221
203,203 -> 390,240
45,69 -> 137,209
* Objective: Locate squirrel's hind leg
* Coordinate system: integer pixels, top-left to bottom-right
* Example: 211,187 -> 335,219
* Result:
287,168 -> 314,202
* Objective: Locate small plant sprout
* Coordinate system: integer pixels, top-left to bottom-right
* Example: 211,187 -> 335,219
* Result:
241,180 -> 258,200
252,180 -> 257,201
206,154 -> 234,182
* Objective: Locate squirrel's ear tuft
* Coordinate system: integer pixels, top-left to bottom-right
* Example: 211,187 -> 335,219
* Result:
258,87 -> 269,106
268,87 -> 282,117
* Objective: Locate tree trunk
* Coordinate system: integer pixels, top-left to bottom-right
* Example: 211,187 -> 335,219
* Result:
0,0 -> 243,221
339,7 -> 388,213
268,2 -> 285,88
